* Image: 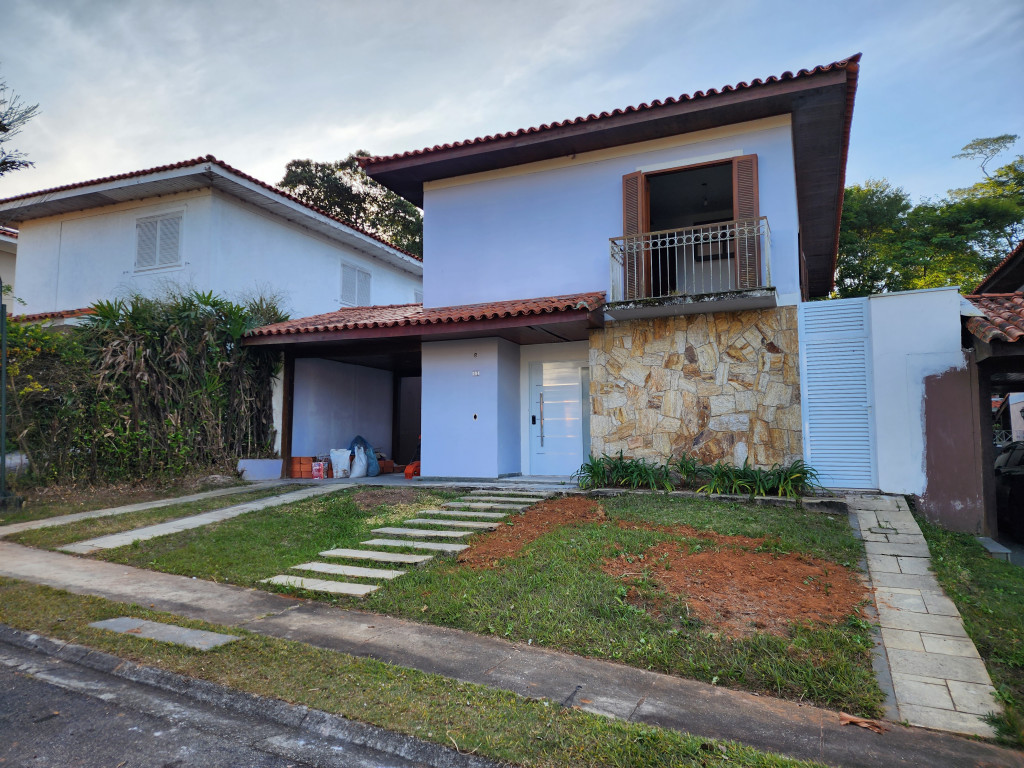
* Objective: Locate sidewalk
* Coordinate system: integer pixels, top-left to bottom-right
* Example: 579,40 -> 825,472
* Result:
0,540 -> 1016,768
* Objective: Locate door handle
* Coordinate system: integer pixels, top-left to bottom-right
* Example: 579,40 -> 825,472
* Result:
539,393 -> 545,447
531,415 -> 537,425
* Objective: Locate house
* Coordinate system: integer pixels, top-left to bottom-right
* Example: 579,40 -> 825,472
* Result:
0,156 -> 424,457
0,156 -> 423,320
246,56 -> 862,479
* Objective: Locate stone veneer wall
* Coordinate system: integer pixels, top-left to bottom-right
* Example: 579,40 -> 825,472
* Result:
589,307 -> 802,467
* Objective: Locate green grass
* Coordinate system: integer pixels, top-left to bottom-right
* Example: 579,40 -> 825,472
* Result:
97,487 -> 463,584
0,578 -> 824,768
0,475 -> 250,526
918,517 -> 1024,746
95,488 -> 881,716
6,484 -> 303,550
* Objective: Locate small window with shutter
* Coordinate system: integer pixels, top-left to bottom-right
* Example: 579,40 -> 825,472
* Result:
341,262 -> 372,306
135,212 -> 183,271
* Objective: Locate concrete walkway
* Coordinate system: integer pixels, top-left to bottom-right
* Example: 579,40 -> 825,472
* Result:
56,485 -> 344,555
850,494 -> 1000,738
0,480 -> 293,538
0,541 -> 1017,768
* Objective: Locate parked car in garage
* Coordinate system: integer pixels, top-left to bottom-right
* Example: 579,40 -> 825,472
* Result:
996,441 -> 1024,540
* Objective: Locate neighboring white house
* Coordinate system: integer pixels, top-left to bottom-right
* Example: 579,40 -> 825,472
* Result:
0,156 -> 424,458
0,155 -> 423,319
0,227 -> 16,293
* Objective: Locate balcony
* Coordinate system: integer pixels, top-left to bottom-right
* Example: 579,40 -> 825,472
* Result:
606,217 -> 775,320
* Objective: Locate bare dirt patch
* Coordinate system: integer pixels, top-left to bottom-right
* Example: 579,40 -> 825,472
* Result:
352,488 -> 421,511
603,540 -> 868,638
458,496 -> 604,568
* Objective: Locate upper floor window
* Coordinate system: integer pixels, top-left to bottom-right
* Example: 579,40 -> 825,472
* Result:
414,289 -> 424,304
135,212 -> 183,271
341,263 -> 371,306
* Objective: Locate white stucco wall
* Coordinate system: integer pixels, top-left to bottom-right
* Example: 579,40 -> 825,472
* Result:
867,287 -> 966,495
422,338 -> 525,478
291,358 -> 393,458
1009,393 -> 1024,440
12,189 -> 422,316
422,116 -> 801,308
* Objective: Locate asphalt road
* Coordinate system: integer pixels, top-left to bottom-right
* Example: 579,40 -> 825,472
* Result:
0,644 -> 423,768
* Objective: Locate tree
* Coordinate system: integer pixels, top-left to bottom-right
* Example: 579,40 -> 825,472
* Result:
0,75 -> 40,177
279,151 -> 423,257
834,136 -> 1024,297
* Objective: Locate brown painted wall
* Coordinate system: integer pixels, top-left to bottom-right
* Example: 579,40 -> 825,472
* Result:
918,366 -> 987,533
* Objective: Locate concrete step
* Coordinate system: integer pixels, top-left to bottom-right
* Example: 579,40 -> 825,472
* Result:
442,502 -> 527,511
461,495 -> 545,504
370,526 -> 474,538
291,562 -> 406,579
319,548 -> 433,565
468,489 -> 553,498
261,575 -> 379,596
419,509 -> 507,520
404,518 -> 499,530
363,538 -> 468,553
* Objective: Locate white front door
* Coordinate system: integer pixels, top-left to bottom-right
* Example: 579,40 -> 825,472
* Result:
529,361 -> 588,476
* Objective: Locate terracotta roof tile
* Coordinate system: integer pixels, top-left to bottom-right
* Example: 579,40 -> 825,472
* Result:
246,292 -> 606,338
0,156 -> 420,262
11,307 -> 96,323
362,55 -> 861,166
964,293 -> 1024,343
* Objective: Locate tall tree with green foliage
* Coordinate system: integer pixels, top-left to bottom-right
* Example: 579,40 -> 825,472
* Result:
835,135 -> 1024,298
279,151 -> 423,257
0,74 -> 39,177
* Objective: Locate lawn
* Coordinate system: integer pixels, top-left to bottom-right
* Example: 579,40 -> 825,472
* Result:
0,474 -> 251,526
918,517 -> 1024,746
0,578 -> 824,768
6,484 -> 303,550
96,487 -> 882,716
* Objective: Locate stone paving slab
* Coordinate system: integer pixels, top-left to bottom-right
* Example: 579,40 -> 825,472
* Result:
418,509 -> 507,520
291,562 -> 406,580
848,493 -> 999,738
370,527 -> 473,539
442,502 -> 527,511
261,575 -> 378,597
318,548 -> 432,565
461,495 -> 545,504
0,481 -> 289,537
88,617 -> 239,649
56,485 -> 342,554
467,489 -> 552,498
362,539 -> 467,553
403,518 -> 499,530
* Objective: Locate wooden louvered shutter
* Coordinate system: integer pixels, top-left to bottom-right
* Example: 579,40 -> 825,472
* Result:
621,171 -> 648,300
732,154 -> 760,289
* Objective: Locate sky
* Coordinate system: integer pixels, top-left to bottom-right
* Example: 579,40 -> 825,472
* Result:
1,0 -> 1022,204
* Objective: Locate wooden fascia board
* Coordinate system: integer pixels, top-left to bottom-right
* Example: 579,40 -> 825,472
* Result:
242,307 -> 601,347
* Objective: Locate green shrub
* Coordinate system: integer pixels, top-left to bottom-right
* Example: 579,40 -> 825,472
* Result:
7,289 -> 286,485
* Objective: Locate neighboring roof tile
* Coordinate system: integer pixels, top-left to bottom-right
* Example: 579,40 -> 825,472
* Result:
964,293 -> 1024,343
12,307 -> 96,323
0,156 -> 420,262
974,239 -> 1024,294
246,292 -> 606,338
362,56 -> 861,166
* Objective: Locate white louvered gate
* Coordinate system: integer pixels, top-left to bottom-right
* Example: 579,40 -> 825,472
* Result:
798,298 -> 877,489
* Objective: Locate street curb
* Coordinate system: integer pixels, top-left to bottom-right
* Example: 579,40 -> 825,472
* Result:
0,623 -> 502,768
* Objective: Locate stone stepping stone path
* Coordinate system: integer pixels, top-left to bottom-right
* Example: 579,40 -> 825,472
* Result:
89,617 -> 238,650
291,561 -> 407,580
850,494 -> 1000,738
261,575 -> 379,596
319,548 -> 432,565
260,489 -> 554,598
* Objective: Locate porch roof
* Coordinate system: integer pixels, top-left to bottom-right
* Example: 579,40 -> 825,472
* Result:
242,291 -> 606,349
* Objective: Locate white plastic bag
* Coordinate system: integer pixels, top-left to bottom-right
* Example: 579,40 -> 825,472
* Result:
349,445 -> 368,479
330,449 -> 351,479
